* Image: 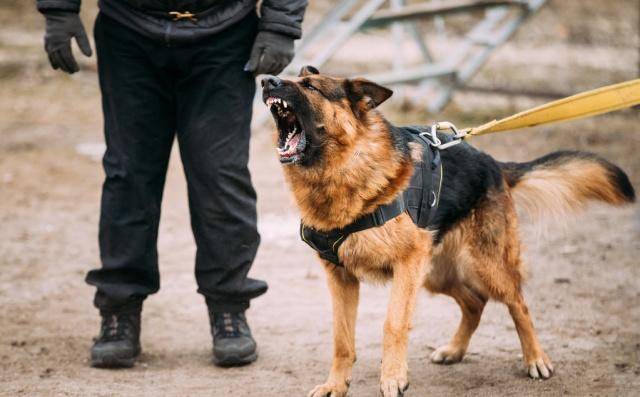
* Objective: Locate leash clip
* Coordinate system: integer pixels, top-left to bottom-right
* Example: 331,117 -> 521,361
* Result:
420,121 -> 466,150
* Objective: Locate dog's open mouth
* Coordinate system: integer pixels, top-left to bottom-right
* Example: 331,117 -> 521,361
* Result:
266,96 -> 306,164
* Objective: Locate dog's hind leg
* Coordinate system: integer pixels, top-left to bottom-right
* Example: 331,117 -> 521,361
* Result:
380,254 -> 427,397
469,217 -> 554,378
505,292 -> 554,379
308,263 -> 360,397
430,284 -> 487,365
461,188 -> 554,379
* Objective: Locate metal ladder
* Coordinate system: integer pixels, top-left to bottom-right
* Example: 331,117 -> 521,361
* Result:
254,0 -> 546,126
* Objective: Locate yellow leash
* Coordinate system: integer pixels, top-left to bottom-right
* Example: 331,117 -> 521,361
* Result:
461,79 -> 640,137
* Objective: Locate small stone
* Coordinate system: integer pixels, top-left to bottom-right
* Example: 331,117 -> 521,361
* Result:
39,368 -> 54,378
614,362 -> 628,371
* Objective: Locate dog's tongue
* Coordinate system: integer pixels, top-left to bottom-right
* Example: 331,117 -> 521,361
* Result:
280,132 -> 301,157
287,132 -> 301,150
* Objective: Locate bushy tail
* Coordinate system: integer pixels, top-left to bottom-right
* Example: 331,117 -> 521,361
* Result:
501,150 -> 635,222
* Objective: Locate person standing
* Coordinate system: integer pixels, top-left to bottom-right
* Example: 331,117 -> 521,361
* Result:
37,0 -> 307,368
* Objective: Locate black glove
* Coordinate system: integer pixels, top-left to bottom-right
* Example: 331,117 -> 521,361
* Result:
43,11 -> 92,74
244,31 -> 294,76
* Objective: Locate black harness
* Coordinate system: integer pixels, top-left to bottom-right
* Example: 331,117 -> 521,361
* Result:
300,126 -> 445,266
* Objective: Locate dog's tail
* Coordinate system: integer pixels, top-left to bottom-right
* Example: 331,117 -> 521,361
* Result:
500,150 -> 635,222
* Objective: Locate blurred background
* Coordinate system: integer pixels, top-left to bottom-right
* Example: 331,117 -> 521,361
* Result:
1,1 -> 639,396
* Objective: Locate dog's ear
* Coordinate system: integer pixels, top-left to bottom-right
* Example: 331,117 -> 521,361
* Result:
347,78 -> 393,110
298,65 -> 320,77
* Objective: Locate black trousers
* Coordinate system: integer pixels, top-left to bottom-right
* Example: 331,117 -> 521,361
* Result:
85,12 -> 267,313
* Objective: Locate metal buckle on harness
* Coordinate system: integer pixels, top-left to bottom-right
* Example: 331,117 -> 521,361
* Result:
169,11 -> 197,21
419,121 -> 467,150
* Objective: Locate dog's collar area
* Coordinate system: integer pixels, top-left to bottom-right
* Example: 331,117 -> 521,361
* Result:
299,126 -> 446,267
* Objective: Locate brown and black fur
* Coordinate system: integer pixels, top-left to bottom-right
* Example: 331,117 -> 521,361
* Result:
261,67 -> 636,397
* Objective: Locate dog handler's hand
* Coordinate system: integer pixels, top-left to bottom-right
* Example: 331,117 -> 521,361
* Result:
44,11 -> 92,74
244,31 -> 294,76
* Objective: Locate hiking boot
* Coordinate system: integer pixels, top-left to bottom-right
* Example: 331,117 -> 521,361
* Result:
90,309 -> 141,368
209,311 -> 257,367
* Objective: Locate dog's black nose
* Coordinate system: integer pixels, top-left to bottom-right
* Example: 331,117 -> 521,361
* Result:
261,75 -> 282,89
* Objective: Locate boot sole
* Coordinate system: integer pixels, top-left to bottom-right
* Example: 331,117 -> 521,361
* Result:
90,347 -> 141,369
212,351 -> 258,367
91,354 -> 137,368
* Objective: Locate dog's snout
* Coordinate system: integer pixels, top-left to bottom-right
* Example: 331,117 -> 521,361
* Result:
261,75 -> 282,90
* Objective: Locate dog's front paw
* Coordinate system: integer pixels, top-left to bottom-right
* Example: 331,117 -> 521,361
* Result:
379,377 -> 409,397
308,381 -> 349,397
429,344 -> 465,365
526,353 -> 554,380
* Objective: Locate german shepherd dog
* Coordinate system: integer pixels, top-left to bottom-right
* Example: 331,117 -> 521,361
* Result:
261,66 -> 635,397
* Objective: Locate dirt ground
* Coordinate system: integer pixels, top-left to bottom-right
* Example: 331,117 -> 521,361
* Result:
1,1 -> 639,396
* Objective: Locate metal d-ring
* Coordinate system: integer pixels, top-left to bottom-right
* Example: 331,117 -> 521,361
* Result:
429,190 -> 437,207
425,121 -> 467,150
418,124 -> 442,147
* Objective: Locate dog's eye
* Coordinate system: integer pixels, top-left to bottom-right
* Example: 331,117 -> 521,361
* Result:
303,81 -> 318,91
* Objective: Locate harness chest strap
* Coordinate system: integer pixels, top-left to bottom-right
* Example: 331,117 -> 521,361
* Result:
300,195 -> 407,266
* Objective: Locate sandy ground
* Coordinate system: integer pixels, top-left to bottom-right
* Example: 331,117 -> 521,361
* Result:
1,0 -> 640,396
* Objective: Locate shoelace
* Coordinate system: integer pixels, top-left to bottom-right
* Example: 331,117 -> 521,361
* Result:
99,313 -> 135,342
213,312 -> 244,338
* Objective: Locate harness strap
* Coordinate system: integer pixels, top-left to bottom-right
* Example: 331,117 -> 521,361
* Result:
408,127 -> 445,228
300,195 -> 406,266
299,126 -> 446,267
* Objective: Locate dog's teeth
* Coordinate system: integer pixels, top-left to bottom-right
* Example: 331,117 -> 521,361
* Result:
283,101 -> 288,109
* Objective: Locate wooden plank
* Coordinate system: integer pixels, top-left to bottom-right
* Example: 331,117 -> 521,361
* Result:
362,0 -> 526,28
461,85 -> 569,99
363,63 -> 456,85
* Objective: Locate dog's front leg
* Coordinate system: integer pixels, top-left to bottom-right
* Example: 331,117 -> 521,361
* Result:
308,263 -> 360,397
380,256 -> 426,397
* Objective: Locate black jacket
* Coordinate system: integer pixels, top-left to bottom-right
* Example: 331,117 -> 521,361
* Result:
37,0 -> 308,40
